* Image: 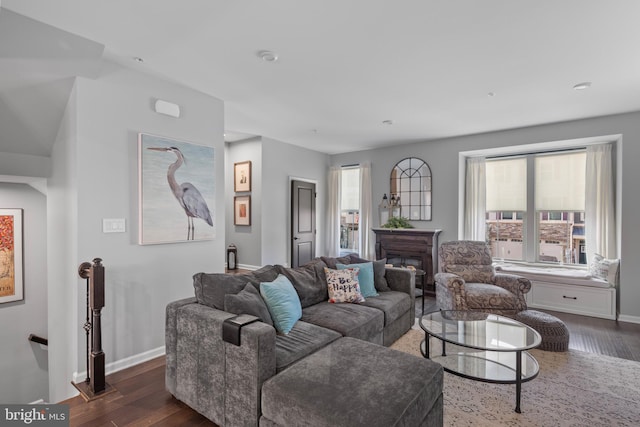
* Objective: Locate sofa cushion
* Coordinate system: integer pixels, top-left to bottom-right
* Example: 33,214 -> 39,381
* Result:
359,291 -> 411,326
275,261 -> 328,308
224,283 -> 273,326
193,265 -> 279,310
275,321 -> 341,372
320,255 -> 352,269
337,262 -> 378,297
347,255 -> 391,292
325,267 -> 365,303
301,302 -> 384,343
260,274 -> 302,334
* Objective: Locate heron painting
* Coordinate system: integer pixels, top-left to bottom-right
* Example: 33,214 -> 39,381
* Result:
139,133 -> 215,244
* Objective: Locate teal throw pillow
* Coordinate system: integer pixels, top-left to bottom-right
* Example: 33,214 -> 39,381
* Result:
260,274 -> 302,334
337,262 -> 378,297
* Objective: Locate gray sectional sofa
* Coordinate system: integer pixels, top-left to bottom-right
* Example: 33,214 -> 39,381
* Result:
165,255 -> 442,426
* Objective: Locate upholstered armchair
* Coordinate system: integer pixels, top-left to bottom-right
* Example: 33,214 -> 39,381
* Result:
434,240 -> 531,317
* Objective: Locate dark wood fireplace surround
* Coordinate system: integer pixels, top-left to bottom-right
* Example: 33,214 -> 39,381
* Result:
373,228 -> 441,296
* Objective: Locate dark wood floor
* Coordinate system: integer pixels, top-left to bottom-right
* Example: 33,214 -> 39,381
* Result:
63,296 -> 640,426
417,295 -> 640,361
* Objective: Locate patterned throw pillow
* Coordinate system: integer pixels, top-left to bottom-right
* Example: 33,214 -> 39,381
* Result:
589,254 -> 620,286
324,267 -> 365,303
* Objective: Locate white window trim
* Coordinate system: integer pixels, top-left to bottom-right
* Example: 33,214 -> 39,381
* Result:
458,134 -> 622,268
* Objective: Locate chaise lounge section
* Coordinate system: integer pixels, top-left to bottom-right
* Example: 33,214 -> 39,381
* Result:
165,255 -> 443,426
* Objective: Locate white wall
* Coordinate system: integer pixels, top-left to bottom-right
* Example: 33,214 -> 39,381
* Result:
0,183 -> 48,404
330,111 -> 640,321
46,65 -> 226,402
47,81 -> 79,402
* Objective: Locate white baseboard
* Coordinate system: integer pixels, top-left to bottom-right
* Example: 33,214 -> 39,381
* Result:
618,314 -> 640,324
237,264 -> 261,271
72,345 -> 166,383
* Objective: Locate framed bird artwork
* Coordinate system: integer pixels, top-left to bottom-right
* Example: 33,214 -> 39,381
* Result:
138,133 -> 215,244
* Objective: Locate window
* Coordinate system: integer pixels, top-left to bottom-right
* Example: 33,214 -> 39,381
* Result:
485,157 -> 526,261
340,167 -> 360,254
485,150 -> 588,265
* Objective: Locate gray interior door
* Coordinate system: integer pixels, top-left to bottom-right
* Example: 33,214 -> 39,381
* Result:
291,180 -> 316,267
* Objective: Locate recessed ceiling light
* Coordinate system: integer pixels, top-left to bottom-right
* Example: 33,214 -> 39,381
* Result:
258,50 -> 278,62
382,120 -> 394,125
133,56 -> 144,63
573,82 -> 592,90
487,92 -> 496,97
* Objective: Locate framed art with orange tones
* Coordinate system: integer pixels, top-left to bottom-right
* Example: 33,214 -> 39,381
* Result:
234,196 -> 251,226
0,209 -> 23,304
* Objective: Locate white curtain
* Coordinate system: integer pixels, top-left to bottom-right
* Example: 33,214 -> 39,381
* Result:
586,143 -> 616,260
464,156 -> 486,240
359,162 -> 374,259
327,166 -> 342,257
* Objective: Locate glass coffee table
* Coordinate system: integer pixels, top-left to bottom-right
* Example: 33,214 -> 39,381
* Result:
420,310 -> 542,413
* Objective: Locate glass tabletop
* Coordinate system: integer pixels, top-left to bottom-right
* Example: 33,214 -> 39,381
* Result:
420,310 -> 542,352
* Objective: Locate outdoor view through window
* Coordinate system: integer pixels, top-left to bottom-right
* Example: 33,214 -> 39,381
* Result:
486,151 -> 587,265
340,167 -> 360,255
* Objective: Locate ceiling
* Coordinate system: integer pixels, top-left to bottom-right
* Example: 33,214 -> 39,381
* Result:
2,0 -> 640,155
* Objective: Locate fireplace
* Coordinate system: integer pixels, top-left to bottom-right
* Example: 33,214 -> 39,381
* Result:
372,228 -> 441,295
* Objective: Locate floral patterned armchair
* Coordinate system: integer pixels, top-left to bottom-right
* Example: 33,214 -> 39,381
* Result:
434,241 -> 531,317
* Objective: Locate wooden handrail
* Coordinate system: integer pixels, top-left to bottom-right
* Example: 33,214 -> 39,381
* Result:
28,334 -> 48,346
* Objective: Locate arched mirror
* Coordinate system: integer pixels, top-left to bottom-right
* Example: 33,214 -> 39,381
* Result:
390,157 -> 432,220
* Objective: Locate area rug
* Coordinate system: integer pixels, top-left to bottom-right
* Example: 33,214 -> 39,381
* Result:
391,328 -> 640,427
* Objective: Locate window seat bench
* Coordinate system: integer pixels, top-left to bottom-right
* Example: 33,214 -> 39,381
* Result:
496,264 -> 616,320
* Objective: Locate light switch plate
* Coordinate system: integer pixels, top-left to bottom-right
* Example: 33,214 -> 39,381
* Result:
103,218 -> 126,233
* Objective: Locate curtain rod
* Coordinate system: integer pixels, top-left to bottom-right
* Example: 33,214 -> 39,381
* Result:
341,163 -> 360,168
486,146 -> 586,160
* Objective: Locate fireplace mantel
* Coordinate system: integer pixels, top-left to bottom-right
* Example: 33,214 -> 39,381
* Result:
372,228 -> 442,296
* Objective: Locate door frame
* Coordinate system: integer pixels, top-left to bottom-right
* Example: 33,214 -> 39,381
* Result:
288,176 -> 318,267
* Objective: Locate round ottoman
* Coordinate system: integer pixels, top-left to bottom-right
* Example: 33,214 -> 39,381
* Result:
515,310 -> 570,352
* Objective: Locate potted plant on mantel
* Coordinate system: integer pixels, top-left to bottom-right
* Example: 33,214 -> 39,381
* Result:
381,216 -> 414,229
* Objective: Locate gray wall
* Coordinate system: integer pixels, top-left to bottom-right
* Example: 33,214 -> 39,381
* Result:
226,136 -> 329,268
226,138 -> 263,268
261,137 -> 329,266
330,111 -> 640,322
46,65 -> 225,402
0,183 -> 48,403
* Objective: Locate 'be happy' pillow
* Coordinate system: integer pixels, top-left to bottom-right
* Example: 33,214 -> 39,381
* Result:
324,267 -> 365,304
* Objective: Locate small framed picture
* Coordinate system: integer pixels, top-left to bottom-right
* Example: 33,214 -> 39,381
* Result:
234,196 -> 251,226
234,161 -> 251,192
